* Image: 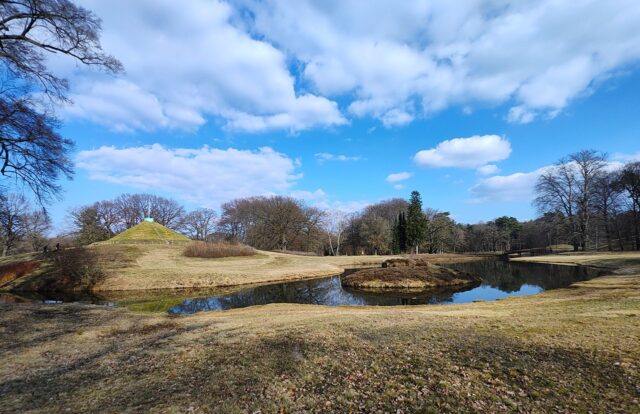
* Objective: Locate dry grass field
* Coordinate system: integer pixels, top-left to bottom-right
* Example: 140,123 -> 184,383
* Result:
91,246 -> 481,291
0,252 -> 639,412
1,243 -> 483,292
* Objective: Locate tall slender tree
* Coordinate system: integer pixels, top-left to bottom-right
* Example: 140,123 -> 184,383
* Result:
406,191 -> 427,254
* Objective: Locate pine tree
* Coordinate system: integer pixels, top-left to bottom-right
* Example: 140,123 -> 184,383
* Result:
406,191 -> 427,254
398,211 -> 408,253
391,216 -> 400,254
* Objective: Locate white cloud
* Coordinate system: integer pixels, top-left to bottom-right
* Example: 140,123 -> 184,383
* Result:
289,189 -> 327,202
386,172 -> 413,183
380,109 -> 414,128
65,0 -> 345,133
477,164 -> 500,176
315,152 -> 362,164
76,144 -> 301,206
469,167 -> 549,204
506,106 -> 536,124
241,0 -> 640,126
612,152 -> 640,162
56,1 -> 640,132
414,135 -> 511,169
469,157 -> 631,204
290,188 -> 368,213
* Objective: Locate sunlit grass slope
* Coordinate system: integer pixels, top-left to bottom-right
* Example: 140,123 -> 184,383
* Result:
105,221 -> 190,244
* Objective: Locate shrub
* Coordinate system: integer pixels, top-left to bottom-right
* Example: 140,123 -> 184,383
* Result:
183,241 -> 255,258
52,247 -> 104,289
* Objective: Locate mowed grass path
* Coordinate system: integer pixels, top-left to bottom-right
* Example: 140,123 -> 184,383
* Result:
1,253 -> 639,413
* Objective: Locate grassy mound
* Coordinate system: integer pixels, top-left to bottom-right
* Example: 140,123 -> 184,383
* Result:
342,260 -> 481,290
106,221 -> 189,244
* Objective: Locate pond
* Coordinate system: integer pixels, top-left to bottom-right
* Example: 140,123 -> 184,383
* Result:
166,260 -> 601,314
5,260 -> 602,314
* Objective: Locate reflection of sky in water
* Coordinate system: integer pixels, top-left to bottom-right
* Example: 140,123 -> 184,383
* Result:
452,284 -> 543,303
11,260 -> 601,313
168,260 -> 600,315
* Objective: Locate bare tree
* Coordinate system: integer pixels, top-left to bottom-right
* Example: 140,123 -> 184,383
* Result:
360,214 -> 391,255
23,208 -> 51,251
94,200 -> 121,236
535,164 -> 579,250
218,198 -> 256,242
535,150 -> 606,250
0,98 -> 73,201
114,193 -> 185,230
0,192 -> 29,255
593,170 -> 623,251
0,192 -> 52,254
183,208 -> 217,240
70,204 -> 110,245
618,162 -> 640,250
325,210 -> 348,256
570,150 -> 607,249
218,196 -> 325,252
0,0 -> 121,201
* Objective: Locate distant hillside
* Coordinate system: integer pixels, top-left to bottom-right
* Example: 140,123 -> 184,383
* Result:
105,221 -> 190,244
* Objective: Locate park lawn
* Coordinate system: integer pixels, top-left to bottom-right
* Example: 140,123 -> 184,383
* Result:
1,253 -> 639,413
1,243 -> 483,292
511,251 -> 640,273
83,245 -> 482,291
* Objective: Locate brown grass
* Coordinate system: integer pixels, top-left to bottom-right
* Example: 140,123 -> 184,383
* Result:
0,261 -> 40,287
183,241 -> 256,258
342,264 -> 481,289
1,269 -> 639,413
0,247 -> 488,292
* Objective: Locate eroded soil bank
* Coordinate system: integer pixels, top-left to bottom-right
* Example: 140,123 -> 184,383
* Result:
1,253 -> 639,413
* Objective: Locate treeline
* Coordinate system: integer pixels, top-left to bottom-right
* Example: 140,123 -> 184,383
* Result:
2,149 -> 639,256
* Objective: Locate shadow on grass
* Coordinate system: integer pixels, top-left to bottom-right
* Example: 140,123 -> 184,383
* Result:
1,305 -> 638,413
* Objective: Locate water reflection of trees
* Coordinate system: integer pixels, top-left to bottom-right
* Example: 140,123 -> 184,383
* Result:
167,261 -> 602,314
445,260 -> 601,292
169,277 -> 478,314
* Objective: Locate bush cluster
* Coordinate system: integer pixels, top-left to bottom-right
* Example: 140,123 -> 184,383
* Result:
52,247 -> 104,289
183,241 -> 255,259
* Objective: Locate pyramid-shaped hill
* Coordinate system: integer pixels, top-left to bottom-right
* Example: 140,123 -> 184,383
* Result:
106,221 -> 190,244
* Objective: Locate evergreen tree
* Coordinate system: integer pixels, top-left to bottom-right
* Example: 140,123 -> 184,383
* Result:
391,216 -> 400,254
406,191 -> 428,254
398,211 -> 408,253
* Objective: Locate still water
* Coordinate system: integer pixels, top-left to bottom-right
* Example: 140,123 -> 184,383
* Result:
167,260 -> 602,314
6,260 -> 602,314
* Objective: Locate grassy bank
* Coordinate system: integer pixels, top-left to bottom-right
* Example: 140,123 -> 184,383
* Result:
1,253 -> 639,412
2,243 -> 482,291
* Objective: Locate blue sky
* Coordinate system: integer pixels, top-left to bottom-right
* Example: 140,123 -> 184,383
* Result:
44,0 -> 640,232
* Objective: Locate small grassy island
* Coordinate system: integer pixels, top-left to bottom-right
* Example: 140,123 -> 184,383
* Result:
342,257 -> 481,290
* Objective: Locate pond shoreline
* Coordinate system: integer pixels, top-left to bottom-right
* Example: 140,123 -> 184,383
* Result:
2,256 -> 606,314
